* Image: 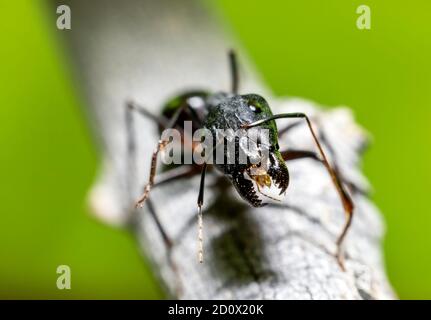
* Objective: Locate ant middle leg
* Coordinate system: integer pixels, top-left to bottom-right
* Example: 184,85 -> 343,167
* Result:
281,149 -> 321,162
126,100 -> 169,127
277,120 -> 305,139
281,149 -> 359,195
281,148 -> 358,193
280,117 -> 353,269
136,163 -> 201,206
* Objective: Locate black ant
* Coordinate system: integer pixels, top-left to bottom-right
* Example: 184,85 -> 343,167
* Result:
126,50 -> 353,270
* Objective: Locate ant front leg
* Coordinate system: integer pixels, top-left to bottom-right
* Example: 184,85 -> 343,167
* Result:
135,139 -> 168,208
126,100 -> 189,209
126,101 -> 204,295
125,100 -> 168,208
284,116 -> 354,269
125,102 -> 171,260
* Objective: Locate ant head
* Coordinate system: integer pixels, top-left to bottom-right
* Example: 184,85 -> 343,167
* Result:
204,93 -> 289,206
205,92 -> 276,136
233,94 -> 289,206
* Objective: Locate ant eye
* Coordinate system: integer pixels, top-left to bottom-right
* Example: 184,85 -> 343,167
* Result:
276,143 -> 280,150
248,102 -> 262,113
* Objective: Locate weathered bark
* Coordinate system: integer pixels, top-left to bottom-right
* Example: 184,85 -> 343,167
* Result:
53,0 -> 395,299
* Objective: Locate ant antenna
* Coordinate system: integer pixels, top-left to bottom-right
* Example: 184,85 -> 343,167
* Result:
197,163 -> 207,263
228,49 -> 239,94
243,113 -> 354,269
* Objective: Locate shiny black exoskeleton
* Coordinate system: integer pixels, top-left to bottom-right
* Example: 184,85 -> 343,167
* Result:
128,50 -> 354,268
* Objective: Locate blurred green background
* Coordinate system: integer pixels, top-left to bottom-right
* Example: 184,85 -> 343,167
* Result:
0,0 -> 429,299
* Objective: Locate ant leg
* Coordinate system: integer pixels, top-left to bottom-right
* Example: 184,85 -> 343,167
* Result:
127,100 -> 191,131
281,149 -> 321,162
244,113 -> 354,269
126,100 -> 169,127
278,120 -> 304,138
197,163 -> 208,263
146,198 -> 183,295
282,148 -> 365,195
146,198 -> 173,249
281,149 -> 352,193
125,103 -> 163,209
125,100 -> 166,208
228,49 -> 239,94
134,165 -> 202,203
125,101 -> 191,295
135,139 -> 169,208
137,166 -> 201,239
126,99 -> 190,209
278,115 -> 322,139
153,165 -> 202,187
292,115 -> 353,269
318,131 -> 367,195
278,117 -> 360,192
